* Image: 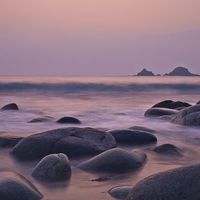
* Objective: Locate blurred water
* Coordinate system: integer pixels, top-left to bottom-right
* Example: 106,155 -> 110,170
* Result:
0,76 -> 200,200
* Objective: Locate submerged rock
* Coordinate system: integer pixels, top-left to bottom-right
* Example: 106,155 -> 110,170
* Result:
108,186 -> 132,200
12,127 -> 116,160
145,108 -> 178,117
28,116 -> 54,123
77,148 -> 147,173
153,144 -> 183,156
57,117 -> 81,124
0,171 -> 42,200
32,153 -> 71,181
1,103 -> 19,110
172,104 -> 200,126
152,100 -> 191,110
127,164 -> 200,200
128,126 -> 155,133
0,136 -> 23,148
109,129 -> 157,145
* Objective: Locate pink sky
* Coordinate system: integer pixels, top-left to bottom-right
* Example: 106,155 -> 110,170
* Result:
0,0 -> 200,75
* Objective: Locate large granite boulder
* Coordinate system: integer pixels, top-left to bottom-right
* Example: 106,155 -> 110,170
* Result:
152,100 -> 191,110
153,144 -> 183,157
1,103 -> 19,111
11,127 -> 116,160
127,164 -> 200,200
172,104 -> 200,126
32,153 -> 71,181
109,129 -> 157,145
145,108 -> 178,117
0,171 -> 42,200
0,136 -> 23,148
56,117 -> 81,124
77,148 -> 147,173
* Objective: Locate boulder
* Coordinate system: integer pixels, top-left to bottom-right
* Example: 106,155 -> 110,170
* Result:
57,117 -> 81,124
108,186 -> 132,200
128,126 -> 155,133
28,116 -> 54,123
1,103 -> 19,110
109,129 -> 157,145
145,108 -> 178,117
11,127 -> 116,160
0,171 -> 42,200
152,100 -> 191,110
77,148 -> 147,173
0,136 -> 23,148
153,144 -> 183,157
127,164 -> 200,200
197,100 -> 200,105
172,104 -> 200,126
32,153 -> 71,181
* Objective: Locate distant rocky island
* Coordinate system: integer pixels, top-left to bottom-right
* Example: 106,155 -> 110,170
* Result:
136,66 -> 199,76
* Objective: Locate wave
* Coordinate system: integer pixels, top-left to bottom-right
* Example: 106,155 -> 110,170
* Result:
0,82 -> 200,93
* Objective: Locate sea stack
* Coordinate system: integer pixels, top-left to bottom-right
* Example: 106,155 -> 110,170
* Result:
136,68 -> 155,76
164,66 -> 199,76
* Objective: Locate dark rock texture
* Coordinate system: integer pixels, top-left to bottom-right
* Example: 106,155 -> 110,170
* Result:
164,66 -> 199,76
0,136 -> 23,148
32,153 -> 71,181
1,103 -> 19,110
0,171 -> 42,200
28,116 -> 54,123
127,164 -> 200,200
109,129 -> 157,145
57,117 -> 81,124
11,127 -> 116,160
145,108 -> 178,117
136,68 -> 155,76
108,186 -> 132,200
152,100 -> 191,110
77,148 -> 147,173
128,126 -> 155,133
153,144 -> 183,156
172,104 -> 200,126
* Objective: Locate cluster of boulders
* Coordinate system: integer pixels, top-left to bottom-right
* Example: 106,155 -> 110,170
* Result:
1,100 -> 200,200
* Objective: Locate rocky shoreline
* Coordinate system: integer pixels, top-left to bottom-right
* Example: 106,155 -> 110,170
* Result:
0,100 -> 200,199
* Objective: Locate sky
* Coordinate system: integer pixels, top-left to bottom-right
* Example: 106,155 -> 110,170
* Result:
0,0 -> 200,76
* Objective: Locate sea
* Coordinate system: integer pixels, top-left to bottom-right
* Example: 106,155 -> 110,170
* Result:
0,76 -> 200,200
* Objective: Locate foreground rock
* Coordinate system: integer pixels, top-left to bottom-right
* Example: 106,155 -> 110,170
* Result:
57,117 -> 81,124
153,144 -> 183,157
12,127 -> 116,160
152,100 -> 191,110
172,104 -> 200,126
127,164 -> 200,200
0,171 -> 42,200
0,136 -> 23,148
28,116 -> 54,123
32,153 -> 71,181
77,148 -> 147,173
109,129 -> 157,145
108,186 -> 132,200
1,103 -> 19,110
145,108 -> 178,117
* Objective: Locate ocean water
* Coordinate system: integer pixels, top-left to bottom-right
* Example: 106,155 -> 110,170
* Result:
0,76 -> 200,200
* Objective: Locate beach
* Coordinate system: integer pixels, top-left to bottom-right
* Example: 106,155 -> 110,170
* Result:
0,76 -> 200,200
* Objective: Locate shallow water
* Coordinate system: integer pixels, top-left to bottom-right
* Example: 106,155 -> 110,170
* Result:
0,76 -> 200,199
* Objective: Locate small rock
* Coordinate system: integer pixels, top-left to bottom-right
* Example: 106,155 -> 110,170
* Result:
57,117 -> 81,124
1,103 -> 19,110
32,153 -> 71,181
28,116 -> 54,123
108,186 -> 132,200
153,144 -> 183,156
109,129 -> 157,145
152,100 -> 191,110
145,108 -> 178,117
77,148 -> 147,173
